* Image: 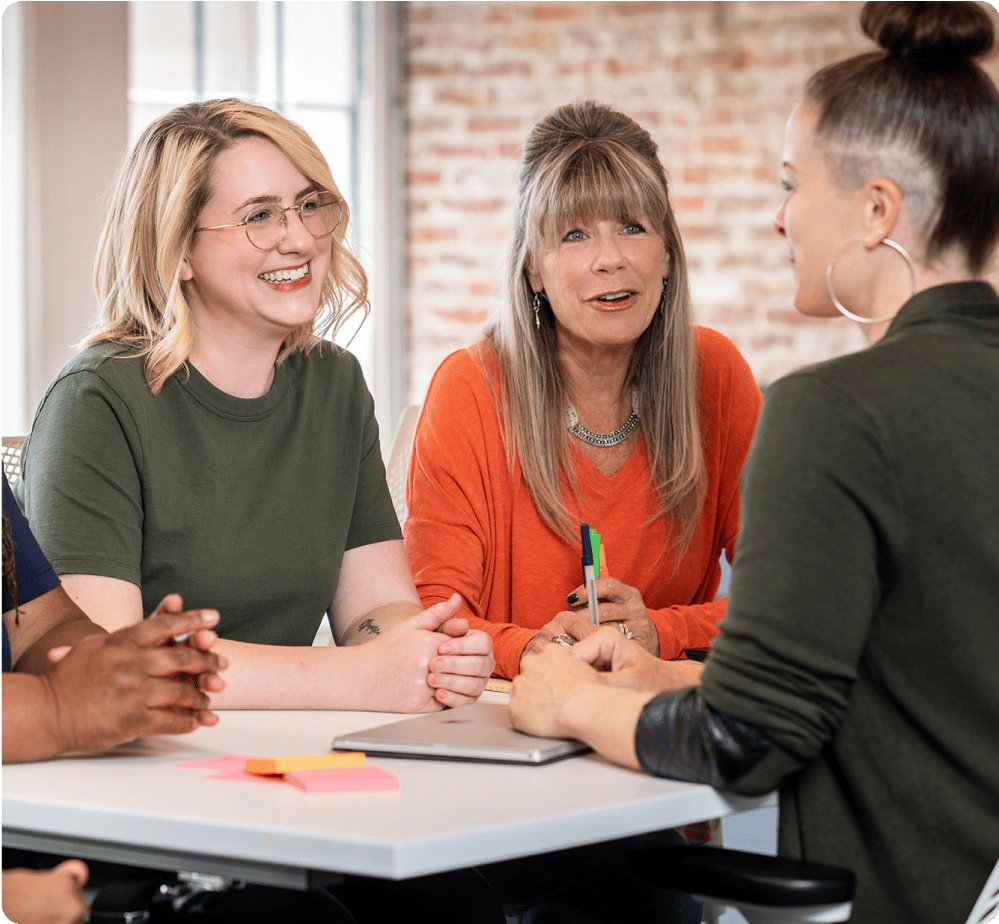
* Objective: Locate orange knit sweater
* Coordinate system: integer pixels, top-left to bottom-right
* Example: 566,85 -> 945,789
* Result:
404,328 -> 761,679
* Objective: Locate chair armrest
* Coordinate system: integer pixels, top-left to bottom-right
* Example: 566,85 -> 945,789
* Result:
627,845 -> 855,907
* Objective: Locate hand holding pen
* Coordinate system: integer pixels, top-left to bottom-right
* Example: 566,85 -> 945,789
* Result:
561,527 -> 662,657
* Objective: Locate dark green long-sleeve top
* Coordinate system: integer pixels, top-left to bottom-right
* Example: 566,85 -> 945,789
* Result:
639,282 -> 999,923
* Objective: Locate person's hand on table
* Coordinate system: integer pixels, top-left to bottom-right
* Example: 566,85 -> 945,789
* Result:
510,628 -> 679,770
41,595 -> 227,752
2,859 -> 89,924
565,621 -> 704,693
428,599 -> 496,707
363,594 -> 492,712
564,577 -> 660,656
518,610 -> 600,672
509,643 -> 606,739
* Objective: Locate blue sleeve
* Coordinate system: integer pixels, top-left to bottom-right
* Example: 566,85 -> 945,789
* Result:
3,475 -> 61,622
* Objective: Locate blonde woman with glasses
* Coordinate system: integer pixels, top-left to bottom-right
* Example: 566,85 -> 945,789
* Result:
15,98 -> 494,714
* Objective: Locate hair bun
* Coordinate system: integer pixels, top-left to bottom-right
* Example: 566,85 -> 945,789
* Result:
861,1 -> 995,61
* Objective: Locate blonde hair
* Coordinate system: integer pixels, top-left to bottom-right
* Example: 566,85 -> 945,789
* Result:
485,100 -> 705,555
88,98 -> 368,393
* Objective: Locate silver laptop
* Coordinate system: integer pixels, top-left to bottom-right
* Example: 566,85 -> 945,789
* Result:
332,702 -> 589,765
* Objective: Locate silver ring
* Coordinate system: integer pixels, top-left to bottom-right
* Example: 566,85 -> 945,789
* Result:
616,622 -> 633,639
551,634 -> 576,649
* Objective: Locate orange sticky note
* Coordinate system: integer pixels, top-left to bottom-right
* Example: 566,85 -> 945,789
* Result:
244,753 -> 365,775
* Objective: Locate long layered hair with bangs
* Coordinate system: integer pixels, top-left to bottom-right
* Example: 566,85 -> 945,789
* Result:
88,98 -> 368,394
485,100 -> 705,555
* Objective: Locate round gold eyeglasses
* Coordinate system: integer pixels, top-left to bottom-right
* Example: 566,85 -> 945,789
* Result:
195,192 -> 343,251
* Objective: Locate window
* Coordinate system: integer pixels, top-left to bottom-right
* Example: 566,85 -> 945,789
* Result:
128,0 -> 375,381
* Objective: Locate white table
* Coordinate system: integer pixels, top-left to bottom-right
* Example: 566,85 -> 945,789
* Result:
2,694 -> 774,889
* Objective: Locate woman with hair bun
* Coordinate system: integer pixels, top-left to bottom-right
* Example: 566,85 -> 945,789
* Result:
509,3 -> 999,921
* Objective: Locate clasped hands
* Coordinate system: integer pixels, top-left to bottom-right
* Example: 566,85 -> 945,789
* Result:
41,593 -> 227,754
357,593 -> 495,712
509,622 -> 703,741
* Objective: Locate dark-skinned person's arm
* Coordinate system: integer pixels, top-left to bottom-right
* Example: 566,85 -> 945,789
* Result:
3,591 -> 226,764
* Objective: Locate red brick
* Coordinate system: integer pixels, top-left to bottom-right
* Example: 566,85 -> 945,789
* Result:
682,165 -> 711,185
437,307 -> 491,325
442,198 -> 507,213
701,136 -> 746,156
672,196 -> 706,213
436,88 -> 494,107
431,144 -> 490,159
410,227 -> 460,243
406,171 -> 441,186
531,3 -> 588,23
508,31 -> 558,53
468,116 -> 522,133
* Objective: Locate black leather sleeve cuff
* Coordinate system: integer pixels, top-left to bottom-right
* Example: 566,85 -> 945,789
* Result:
635,687 -> 774,788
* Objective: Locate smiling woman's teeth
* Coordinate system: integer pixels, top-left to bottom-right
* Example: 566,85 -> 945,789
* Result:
259,263 -> 309,283
598,292 -> 631,302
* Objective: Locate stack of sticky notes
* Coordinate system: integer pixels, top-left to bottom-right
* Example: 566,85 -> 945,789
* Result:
177,752 -> 399,793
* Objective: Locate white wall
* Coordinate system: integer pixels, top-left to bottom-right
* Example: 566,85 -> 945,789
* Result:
1,1 -> 128,435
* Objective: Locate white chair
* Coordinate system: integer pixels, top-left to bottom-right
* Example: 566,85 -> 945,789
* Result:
2,435 -> 26,484
965,856 -> 999,924
385,404 -> 422,526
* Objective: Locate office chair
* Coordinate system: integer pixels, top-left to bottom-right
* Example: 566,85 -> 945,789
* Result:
2,435 -> 26,484
628,845 -> 855,924
385,404 -> 422,525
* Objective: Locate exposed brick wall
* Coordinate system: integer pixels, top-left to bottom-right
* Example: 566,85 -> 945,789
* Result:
403,0 -> 999,401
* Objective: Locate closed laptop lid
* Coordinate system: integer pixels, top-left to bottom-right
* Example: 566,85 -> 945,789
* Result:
332,702 -> 589,765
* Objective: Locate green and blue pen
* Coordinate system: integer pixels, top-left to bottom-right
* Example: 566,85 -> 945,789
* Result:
580,522 -> 600,626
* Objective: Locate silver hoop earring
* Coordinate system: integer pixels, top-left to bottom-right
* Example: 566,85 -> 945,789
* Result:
658,278 -> 668,316
533,291 -> 542,330
825,238 -> 916,324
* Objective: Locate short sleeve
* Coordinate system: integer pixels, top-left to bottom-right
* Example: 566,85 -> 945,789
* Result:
3,476 -> 61,616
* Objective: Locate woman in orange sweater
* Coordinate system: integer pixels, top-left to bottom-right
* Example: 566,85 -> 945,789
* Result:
405,101 -> 761,681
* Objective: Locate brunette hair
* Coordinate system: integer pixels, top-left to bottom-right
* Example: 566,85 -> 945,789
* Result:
485,100 -> 705,554
87,98 -> 368,394
804,1 -> 999,274
2,509 -> 19,622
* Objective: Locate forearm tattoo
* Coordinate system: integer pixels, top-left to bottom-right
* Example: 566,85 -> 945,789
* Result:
356,618 -> 381,637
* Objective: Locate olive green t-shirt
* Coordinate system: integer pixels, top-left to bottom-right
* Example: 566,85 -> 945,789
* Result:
16,341 -> 401,646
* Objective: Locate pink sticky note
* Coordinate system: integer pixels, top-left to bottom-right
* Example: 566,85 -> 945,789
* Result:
284,766 -> 400,793
176,753 -> 260,770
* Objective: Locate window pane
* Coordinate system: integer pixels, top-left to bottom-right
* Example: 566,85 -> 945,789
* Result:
203,1 -> 258,98
288,107 -> 353,210
282,2 -> 355,107
129,102 -> 182,146
129,1 -> 196,94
